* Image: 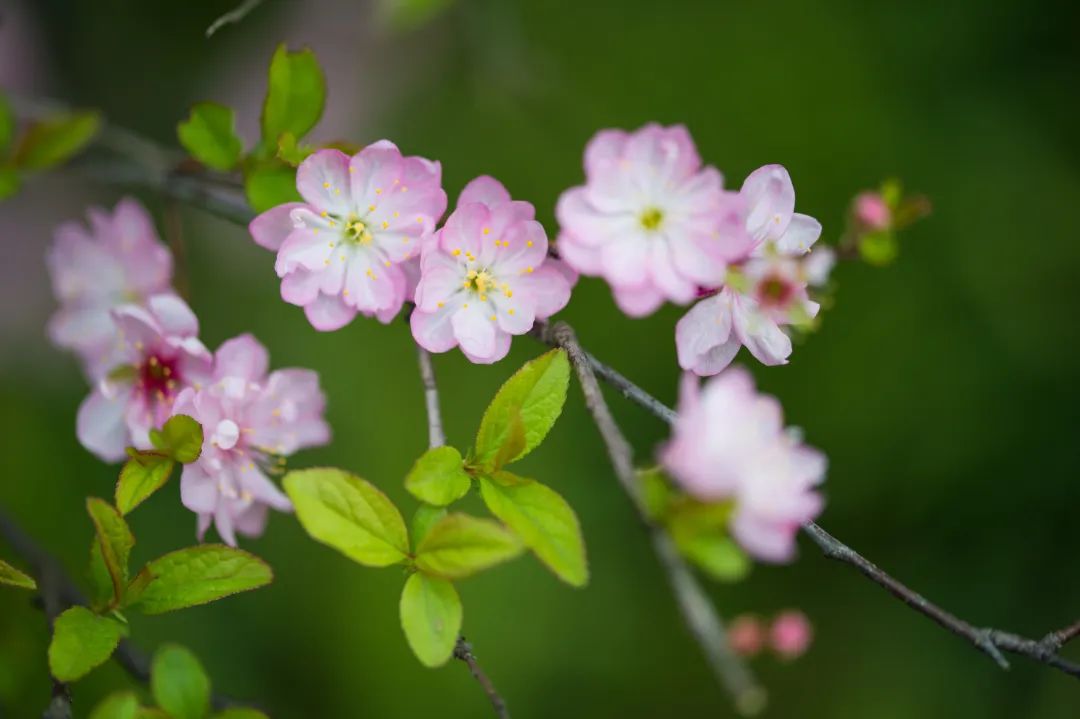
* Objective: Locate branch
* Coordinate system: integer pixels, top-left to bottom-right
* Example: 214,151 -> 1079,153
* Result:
414,347 -> 510,719
205,0 -> 265,38
0,507 -> 253,713
546,321 -> 766,716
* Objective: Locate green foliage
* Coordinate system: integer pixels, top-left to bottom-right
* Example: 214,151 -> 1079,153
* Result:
89,691 -> 140,719
405,446 -> 472,506
151,644 -> 211,719
116,453 -> 174,516
473,349 -> 570,470
399,572 -> 462,667
659,485 -> 750,583
149,414 -> 204,464
244,163 -> 302,213
212,710 -> 269,719
133,545 -> 273,615
285,468 -> 410,567
86,497 -> 135,605
0,92 -> 13,156
858,230 -> 898,266
637,466 -> 673,520
0,558 -> 36,590
413,513 -> 522,580
177,103 -> 243,171
0,166 -> 19,200
48,606 -> 127,682
261,45 -> 326,147
276,132 -> 314,166
411,504 -> 447,546
478,472 -> 587,587
13,111 -> 100,170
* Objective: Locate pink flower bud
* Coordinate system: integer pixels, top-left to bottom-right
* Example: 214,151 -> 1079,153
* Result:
770,610 -> 813,660
728,615 -> 765,657
853,192 -> 891,230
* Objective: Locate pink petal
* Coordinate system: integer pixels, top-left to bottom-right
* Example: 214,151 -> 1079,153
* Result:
296,150 -> 353,215
411,304 -> 460,354
76,383 -> 131,462
303,293 -> 358,331
775,213 -> 821,256
458,175 -> 512,209
214,334 -> 269,383
741,164 -> 795,245
451,303 -> 497,360
675,291 -> 740,376
612,283 -> 665,317
250,202 -> 306,251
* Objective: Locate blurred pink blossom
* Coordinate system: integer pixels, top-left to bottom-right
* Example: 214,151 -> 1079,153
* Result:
770,610 -> 814,659
853,191 -> 892,230
728,615 -> 766,657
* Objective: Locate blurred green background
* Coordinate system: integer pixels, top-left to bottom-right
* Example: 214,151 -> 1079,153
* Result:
2,0 -> 1079,717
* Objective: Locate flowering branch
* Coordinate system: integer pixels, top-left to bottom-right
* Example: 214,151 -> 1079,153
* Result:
414,346 -> 511,719
545,321 -> 766,715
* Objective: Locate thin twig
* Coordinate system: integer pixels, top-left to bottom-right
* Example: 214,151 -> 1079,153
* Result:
0,507 -> 253,712
414,347 -> 511,719
547,321 -> 766,715
205,0 -> 265,38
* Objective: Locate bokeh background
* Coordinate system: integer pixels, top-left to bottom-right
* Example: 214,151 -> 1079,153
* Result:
2,0 -> 1079,717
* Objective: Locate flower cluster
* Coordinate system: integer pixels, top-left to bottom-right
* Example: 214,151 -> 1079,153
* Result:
729,610 -> 813,660
660,369 -> 826,562
47,198 -> 330,543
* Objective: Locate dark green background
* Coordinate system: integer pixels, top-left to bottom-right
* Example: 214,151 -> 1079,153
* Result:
2,0 -> 1078,716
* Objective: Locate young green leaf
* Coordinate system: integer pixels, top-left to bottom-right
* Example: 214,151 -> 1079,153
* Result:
411,504 -> 447,546
276,132 -> 314,166
149,414 -> 204,463
133,545 -> 273,615
115,453 -> 175,516
151,644 -> 211,719
491,409 -> 526,472
261,45 -> 325,144
13,111 -> 101,170
244,162 -> 301,213
48,606 -> 127,682
413,513 -> 523,580
399,573 -> 461,668
0,558 -> 36,590
473,349 -> 570,469
123,566 -> 156,609
0,92 -> 13,156
89,691 -> 140,719
177,103 -> 243,171
86,497 -> 134,604
213,710 -> 270,719
284,468 -> 410,567
675,532 -> 750,583
478,472 -> 588,587
88,541 -> 115,610
0,166 -> 19,200
637,466 -> 674,521
404,446 -> 471,506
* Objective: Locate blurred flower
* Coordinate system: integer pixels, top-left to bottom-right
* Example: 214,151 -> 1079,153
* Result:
728,614 -> 766,657
769,610 -> 813,659
675,165 -> 825,375
46,198 -> 173,381
660,369 -> 825,562
853,191 -> 891,231
411,176 -> 574,363
248,143 -> 447,331
556,124 -> 746,317
172,334 -> 329,545
76,295 -> 212,462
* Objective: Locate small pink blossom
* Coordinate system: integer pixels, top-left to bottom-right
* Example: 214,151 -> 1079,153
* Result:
728,615 -> 765,657
411,176 -> 575,364
248,143 -> 447,331
173,334 -> 330,545
46,198 -> 173,380
675,165 -> 826,375
660,370 -> 826,563
556,124 -> 747,317
770,610 -> 813,659
853,191 -> 891,230
76,295 -> 212,462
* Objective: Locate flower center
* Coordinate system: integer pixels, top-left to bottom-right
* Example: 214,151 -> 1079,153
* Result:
213,419 -> 241,450
138,354 -> 179,398
757,274 -> 796,308
344,217 -> 373,245
640,207 -> 664,231
464,269 -> 497,300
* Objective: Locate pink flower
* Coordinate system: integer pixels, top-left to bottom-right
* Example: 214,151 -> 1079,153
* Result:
660,370 -> 826,563
675,165 -> 826,374
46,198 -> 173,380
173,334 -> 330,545
411,176 -> 575,363
76,295 -> 212,462
248,143 -> 447,331
556,124 -> 746,317
728,615 -> 765,657
769,610 -> 813,659
853,191 -> 891,230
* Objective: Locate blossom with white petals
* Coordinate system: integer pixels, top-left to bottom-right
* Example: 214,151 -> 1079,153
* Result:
46,198 -> 173,380
76,295 -> 212,462
173,334 -> 329,545
411,176 -> 575,364
248,143 -> 447,330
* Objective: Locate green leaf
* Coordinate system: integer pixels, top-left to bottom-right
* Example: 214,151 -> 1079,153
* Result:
666,500 -> 749,583
88,541 -> 115,610
399,573 -> 461,668
48,607 -> 126,682
213,710 -> 270,719
478,472 -> 588,587
86,497 -> 134,605
414,513 -> 522,580
473,349 -> 570,470
276,132 -> 314,166
261,44 -> 325,144
637,466 -> 673,521
177,103 -> 243,171
123,566 -> 156,609
0,166 -> 19,200
491,409 -> 526,472
244,162 -> 301,213
411,504 -> 447,547
284,468 -> 410,567
151,644 -> 211,719
405,446 -> 471,506
858,229 -> 898,266
115,453 -> 175,516
13,111 -> 100,170
0,92 -> 13,156
149,414 -> 204,464
384,0 -> 458,32
0,558 -> 36,590
133,545 -> 273,615
89,691 -> 140,719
